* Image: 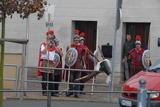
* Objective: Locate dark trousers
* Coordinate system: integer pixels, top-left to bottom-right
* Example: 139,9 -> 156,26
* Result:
122,60 -> 131,81
68,72 -> 81,95
52,74 -> 61,93
80,72 -> 87,92
80,81 -> 84,92
41,72 -> 54,94
129,64 -> 143,78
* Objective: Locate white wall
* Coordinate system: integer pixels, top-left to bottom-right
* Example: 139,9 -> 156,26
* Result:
122,0 -> 160,64
3,0 -> 160,69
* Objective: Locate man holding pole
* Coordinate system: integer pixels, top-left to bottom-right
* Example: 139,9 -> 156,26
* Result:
52,38 -> 63,96
65,30 -> 85,98
37,30 -> 57,96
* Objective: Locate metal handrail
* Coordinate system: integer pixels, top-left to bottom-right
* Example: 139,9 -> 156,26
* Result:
3,64 -> 19,97
2,65 -> 152,107
23,66 -> 109,93
24,80 -> 109,86
4,64 -> 18,67
0,89 -> 140,94
24,66 -> 102,72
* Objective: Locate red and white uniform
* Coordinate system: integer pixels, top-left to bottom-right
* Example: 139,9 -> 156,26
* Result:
128,48 -> 144,76
37,42 -> 55,76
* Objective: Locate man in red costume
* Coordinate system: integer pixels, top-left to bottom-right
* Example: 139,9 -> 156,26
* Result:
37,30 -> 57,96
79,32 -> 99,63
79,32 -> 99,67
65,30 -> 86,98
128,40 -> 145,77
79,32 -> 99,94
52,38 -> 63,96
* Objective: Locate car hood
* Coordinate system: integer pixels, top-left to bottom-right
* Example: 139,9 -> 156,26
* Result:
123,71 -> 160,91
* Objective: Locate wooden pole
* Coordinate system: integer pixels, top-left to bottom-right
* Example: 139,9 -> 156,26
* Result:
0,1 -> 5,105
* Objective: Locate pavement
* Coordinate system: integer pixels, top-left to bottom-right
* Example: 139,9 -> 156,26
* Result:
4,99 -> 119,107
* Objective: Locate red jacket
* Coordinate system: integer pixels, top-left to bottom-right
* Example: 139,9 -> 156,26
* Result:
128,48 -> 144,71
79,45 -> 94,72
37,42 -> 46,76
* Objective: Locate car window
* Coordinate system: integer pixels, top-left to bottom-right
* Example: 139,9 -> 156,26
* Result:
149,60 -> 160,71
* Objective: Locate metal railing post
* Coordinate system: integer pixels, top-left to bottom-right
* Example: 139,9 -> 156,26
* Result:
137,78 -> 147,107
47,91 -> 51,107
15,65 -> 20,97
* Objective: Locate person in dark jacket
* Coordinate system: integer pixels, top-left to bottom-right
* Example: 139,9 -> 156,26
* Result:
122,34 -> 134,80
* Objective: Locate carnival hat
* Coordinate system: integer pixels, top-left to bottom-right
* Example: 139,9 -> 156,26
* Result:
74,29 -> 80,34
80,36 -> 85,40
135,40 -> 141,45
135,35 -> 141,41
80,32 -> 85,36
74,34 -> 80,39
46,30 -> 55,36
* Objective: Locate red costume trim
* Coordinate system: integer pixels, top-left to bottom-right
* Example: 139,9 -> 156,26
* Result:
37,42 -> 46,76
37,42 -> 55,76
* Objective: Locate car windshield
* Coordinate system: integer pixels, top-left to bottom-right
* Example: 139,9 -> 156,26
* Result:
149,60 -> 160,72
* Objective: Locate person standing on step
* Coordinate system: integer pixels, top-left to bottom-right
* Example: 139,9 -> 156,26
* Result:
122,34 -> 134,80
65,30 -> 85,98
37,30 -> 57,96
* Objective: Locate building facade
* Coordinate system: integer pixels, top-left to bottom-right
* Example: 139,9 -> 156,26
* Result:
1,0 -> 160,73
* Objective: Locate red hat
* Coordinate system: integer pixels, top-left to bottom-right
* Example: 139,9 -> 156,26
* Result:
135,35 -> 141,41
80,32 -> 85,36
46,30 -> 55,36
74,29 -> 80,33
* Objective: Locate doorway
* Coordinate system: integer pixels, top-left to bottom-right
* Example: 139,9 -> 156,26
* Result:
121,22 -> 150,81
72,21 -> 97,52
125,23 -> 150,49
72,21 -> 97,69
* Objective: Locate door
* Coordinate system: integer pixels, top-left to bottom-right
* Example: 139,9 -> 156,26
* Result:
73,21 -> 97,52
126,23 -> 150,49
73,21 -> 97,69
121,22 -> 150,81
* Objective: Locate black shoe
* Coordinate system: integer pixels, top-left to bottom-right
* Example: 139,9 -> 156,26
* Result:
42,92 -> 47,96
66,92 -> 73,97
80,92 -> 86,95
74,94 -> 79,98
51,93 -> 59,97
55,92 -> 59,94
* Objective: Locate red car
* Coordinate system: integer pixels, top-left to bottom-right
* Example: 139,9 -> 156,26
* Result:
119,50 -> 160,107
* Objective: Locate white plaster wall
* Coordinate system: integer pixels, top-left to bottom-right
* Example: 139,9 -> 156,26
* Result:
2,0 -> 160,69
122,0 -> 160,64
3,0 -> 116,66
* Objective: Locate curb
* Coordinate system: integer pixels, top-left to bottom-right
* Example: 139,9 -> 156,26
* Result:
4,96 -> 118,104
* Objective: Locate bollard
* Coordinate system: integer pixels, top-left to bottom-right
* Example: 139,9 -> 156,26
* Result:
137,78 -> 147,107
47,91 -> 51,107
